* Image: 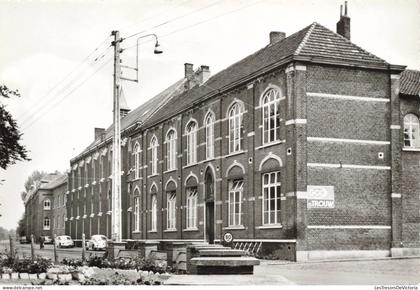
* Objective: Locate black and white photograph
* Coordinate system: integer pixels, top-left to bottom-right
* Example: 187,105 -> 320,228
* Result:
0,0 -> 419,287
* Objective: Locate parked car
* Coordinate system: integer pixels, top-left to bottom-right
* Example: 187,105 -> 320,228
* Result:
42,236 -> 53,244
55,235 -> 74,248
19,236 -> 29,244
86,235 -> 108,250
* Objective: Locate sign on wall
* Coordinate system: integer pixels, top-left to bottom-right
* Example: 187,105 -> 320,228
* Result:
307,185 -> 335,209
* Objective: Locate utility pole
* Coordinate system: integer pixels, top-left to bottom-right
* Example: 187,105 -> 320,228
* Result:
111,30 -> 122,242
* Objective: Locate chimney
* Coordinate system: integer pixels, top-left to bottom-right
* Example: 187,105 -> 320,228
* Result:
336,1 -> 351,40
184,63 -> 194,80
94,128 -> 105,140
195,65 -> 211,84
269,31 -> 286,44
184,63 -> 211,89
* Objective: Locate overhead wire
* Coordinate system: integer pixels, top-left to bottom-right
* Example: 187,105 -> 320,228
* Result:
17,36 -> 112,123
20,44 -> 112,127
22,56 -> 113,131
122,0 -> 265,51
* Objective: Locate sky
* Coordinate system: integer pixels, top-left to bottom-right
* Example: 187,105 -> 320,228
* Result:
0,0 -> 419,230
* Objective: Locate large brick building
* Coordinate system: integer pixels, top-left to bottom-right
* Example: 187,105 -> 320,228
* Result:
23,173 -> 67,241
66,10 -> 420,260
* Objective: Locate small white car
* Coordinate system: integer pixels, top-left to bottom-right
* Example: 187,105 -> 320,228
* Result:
86,235 -> 108,251
55,235 -> 74,248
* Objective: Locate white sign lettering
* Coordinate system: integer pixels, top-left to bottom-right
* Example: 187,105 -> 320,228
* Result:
307,185 -> 334,209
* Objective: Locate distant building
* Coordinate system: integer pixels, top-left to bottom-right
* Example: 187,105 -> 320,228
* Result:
67,6 -> 420,260
23,173 -> 67,241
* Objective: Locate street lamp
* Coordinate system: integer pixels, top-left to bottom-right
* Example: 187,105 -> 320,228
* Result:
135,34 -> 163,82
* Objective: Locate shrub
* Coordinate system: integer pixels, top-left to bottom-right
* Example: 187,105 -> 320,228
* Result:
11,256 -> 52,274
61,258 -> 83,267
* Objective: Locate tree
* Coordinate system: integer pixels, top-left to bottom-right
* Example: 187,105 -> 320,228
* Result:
0,85 -> 30,169
23,170 -> 47,192
16,214 -> 26,237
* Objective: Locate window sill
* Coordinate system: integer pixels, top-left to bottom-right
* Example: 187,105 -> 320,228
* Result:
257,224 -> 283,229
78,187 -> 82,190
164,169 -> 177,174
226,150 -> 246,158
256,140 -> 285,150
92,181 -> 97,185
183,228 -> 199,232
402,147 -> 420,152
183,163 -> 198,169
71,189 -> 76,193
132,231 -> 141,234
148,230 -> 158,233
164,229 -> 177,232
203,157 -> 215,163
223,225 -> 246,230
148,174 -> 159,178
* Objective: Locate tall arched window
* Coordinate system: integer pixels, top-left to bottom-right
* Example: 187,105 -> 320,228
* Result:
151,194 -> 157,231
134,142 -> 141,179
150,136 -> 158,175
166,129 -> 177,170
404,114 -> 420,148
205,112 -> 215,159
43,199 -> 51,210
133,188 -> 140,232
228,103 -> 244,153
43,217 -> 50,230
186,121 -> 197,164
261,88 -> 281,144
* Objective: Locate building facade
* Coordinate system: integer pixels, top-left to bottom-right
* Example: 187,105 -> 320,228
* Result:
23,173 -> 67,241
66,12 -> 420,260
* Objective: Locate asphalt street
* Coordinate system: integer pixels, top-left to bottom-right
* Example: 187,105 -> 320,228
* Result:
1,241 -> 419,285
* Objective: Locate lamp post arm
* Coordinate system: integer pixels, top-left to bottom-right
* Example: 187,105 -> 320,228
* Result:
135,34 -> 159,83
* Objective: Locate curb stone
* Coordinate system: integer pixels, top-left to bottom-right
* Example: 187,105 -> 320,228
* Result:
19,273 -> 29,279
2,273 -> 10,279
11,273 -> 19,279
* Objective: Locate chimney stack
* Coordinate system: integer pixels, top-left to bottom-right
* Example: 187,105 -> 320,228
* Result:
184,63 -> 194,80
94,128 -> 105,140
269,31 -> 286,44
336,1 -> 351,40
184,63 -> 211,89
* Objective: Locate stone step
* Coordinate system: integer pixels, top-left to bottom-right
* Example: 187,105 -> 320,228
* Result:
189,256 -> 260,275
198,249 -> 245,257
190,256 -> 260,267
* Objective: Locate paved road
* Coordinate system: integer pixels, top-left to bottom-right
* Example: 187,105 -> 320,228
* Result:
166,258 -> 420,285
1,241 -> 105,261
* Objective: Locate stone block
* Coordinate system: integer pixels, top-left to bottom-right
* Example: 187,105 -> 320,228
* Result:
11,273 -> 19,279
38,273 -> 46,280
2,273 -> 10,280
19,273 -> 29,279
28,273 -> 38,280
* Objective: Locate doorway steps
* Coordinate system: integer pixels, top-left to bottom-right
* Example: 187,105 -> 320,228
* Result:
187,243 -> 260,274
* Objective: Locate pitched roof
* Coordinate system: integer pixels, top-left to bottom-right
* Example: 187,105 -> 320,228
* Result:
40,174 -> 67,190
400,69 -> 420,96
144,22 -> 389,127
73,78 -> 187,160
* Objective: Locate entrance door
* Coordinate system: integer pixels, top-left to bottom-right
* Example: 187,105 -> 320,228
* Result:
205,169 -> 215,244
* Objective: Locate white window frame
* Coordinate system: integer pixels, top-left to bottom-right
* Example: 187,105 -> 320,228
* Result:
186,187 -> 198,229
228,103 -> 244,153
404,113 -> 420,148
92,158 -> 96,180
166,191 -> 176,230
166,130 -> 177,171
150,136 -> 158,175
134,196 -> 140,232
262,89 -> 281,144
134,142 -> 141,179
228,180 -> 243,226
186,122 -> 197,165
72,170 -> 75,190
85,162 -> 88,184
43,217 -> 50,230
262,171 -> 281,225
43,199 -> 51,210
205,112 -> 215,159
151,194 -> 157,231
